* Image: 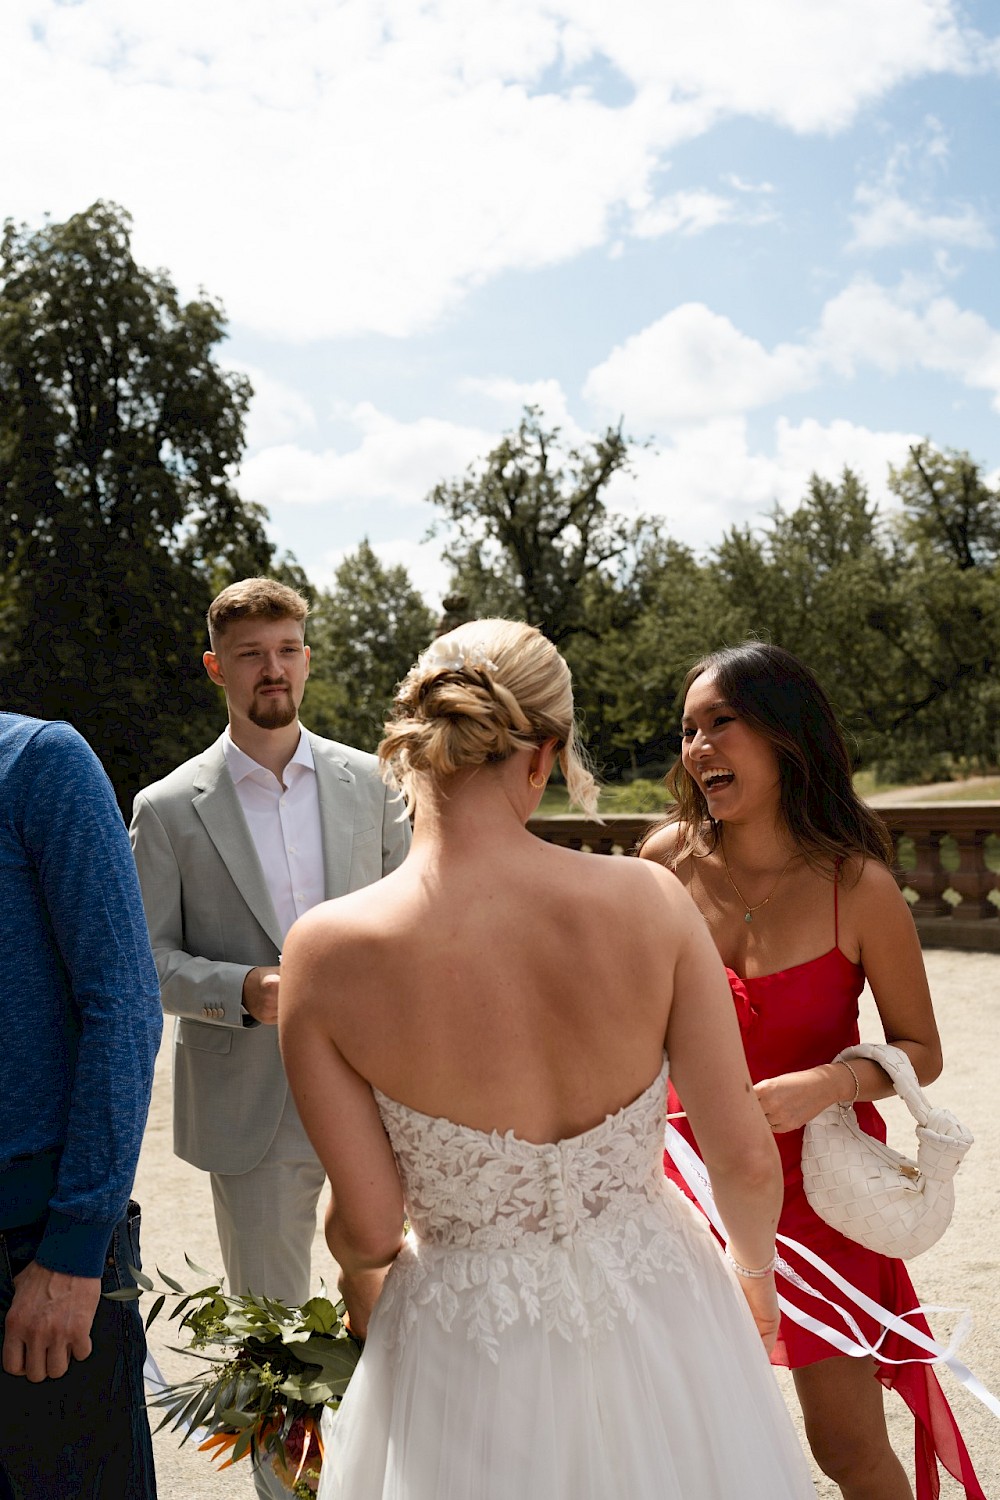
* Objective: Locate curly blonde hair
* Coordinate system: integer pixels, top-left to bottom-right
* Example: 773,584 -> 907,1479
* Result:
380,619 -> 599,817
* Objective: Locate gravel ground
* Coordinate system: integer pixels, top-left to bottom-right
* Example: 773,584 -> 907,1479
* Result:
134,949 -> 1000,1499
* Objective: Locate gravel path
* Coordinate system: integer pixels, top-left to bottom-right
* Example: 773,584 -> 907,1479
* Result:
134,949 -> 1000,1498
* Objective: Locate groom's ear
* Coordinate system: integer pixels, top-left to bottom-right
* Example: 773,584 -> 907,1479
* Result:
204,650 -> 225,687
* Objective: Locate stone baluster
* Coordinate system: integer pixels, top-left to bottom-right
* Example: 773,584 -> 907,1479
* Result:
947,826 -> 996,920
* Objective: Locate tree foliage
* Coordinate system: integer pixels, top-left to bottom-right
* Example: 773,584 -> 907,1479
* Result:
305,540 -> 435,752
427,406 -> 636,645
432,415 -> 1000,785
0,201 -> 276,803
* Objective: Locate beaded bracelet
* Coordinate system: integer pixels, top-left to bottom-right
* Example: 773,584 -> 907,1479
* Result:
725,1247 -> 777,1279
837,1058 -> 861,1107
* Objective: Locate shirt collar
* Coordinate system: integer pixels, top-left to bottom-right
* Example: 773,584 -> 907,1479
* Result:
223,726 -> 315,785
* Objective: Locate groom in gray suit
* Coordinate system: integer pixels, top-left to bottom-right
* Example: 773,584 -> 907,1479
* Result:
130,578 -> 410,1313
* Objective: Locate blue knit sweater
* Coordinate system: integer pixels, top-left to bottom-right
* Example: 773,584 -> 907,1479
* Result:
0,713 -> 162,1276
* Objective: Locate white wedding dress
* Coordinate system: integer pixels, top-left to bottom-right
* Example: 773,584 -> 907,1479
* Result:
319,1056 -> 815,1499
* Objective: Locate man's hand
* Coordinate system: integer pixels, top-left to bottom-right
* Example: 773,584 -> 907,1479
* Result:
2,1261 -> 101,1382
242,965 -> 281,1024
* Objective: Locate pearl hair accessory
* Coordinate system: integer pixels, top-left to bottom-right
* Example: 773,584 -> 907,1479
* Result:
420,640 -> 498,674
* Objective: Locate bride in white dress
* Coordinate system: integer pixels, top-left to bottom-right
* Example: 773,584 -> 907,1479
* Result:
279,619 -> 815,1500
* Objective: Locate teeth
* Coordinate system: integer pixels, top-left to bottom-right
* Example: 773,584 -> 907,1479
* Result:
701,768 -> 734,789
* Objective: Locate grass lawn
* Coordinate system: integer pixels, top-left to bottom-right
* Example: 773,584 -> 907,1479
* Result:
919,778 -> 1000,801
536,772 -> 1000,817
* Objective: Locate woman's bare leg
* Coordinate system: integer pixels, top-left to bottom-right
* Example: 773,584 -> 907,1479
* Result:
792,1356 -> 912,1500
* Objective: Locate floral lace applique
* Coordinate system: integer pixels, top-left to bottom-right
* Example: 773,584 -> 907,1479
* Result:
372,1059 -> 713,1362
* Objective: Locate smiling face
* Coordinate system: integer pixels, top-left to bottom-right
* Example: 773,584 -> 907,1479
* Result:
680,670 -> 782,823
203,615 -> 311,732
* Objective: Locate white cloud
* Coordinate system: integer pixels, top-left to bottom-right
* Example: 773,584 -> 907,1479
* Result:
849,185 -> 993,251
462,376 -> 583,437
629,190 -> 736,239
725,174 -> 775,195
316,536 -> 451,607
238,405 -> 494,510
563,0 -> 974,133
0,0 -> 987,340
818,280 -> 1000,407
847,115 -> 994,252
584,277 -> 1000,435
772,417 -> 916,503
225,364 -> 317,449
584,304 -> 819,430
599,416 -> 918,553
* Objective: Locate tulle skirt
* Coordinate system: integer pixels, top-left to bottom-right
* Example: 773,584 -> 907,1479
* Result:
319,1198 -> 815,1500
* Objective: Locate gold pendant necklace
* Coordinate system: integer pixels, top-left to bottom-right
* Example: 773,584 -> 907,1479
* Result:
721,843 -> 795,924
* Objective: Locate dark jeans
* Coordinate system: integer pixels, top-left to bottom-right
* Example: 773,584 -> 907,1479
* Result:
0,1200 -> 156,1499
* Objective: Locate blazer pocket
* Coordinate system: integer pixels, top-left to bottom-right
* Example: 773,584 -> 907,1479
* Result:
176,1019 -> 234,1055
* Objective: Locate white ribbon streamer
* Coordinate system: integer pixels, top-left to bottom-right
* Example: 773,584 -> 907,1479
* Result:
665,1123 -> 1000,1421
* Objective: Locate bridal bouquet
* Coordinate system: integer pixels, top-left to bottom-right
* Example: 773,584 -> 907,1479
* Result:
109,1258 -> 361,1496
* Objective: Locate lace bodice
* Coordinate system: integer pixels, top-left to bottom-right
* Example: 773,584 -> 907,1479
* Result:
371,1056 -> 712,1359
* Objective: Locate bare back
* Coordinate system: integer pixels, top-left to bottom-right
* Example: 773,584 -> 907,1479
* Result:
290,831 -> 692,1143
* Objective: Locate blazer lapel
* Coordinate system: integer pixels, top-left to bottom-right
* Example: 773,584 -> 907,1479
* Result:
192,738 -> 284,953
309,732 -> 357,899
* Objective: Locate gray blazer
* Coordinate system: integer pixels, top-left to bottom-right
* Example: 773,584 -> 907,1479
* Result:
130,730 -> 410,1174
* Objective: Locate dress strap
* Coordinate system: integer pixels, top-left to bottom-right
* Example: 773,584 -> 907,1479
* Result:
833,857 -> 841,946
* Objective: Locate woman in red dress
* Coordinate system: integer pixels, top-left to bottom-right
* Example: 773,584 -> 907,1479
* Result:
640,641 -> 985,1500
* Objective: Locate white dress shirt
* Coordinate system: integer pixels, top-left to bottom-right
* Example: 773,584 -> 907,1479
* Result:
223,727 -> 325,943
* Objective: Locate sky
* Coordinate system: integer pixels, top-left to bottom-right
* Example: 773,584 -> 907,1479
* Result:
3,0 -> 999,608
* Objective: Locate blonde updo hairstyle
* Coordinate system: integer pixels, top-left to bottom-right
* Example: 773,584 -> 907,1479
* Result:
380,619 -> 599,818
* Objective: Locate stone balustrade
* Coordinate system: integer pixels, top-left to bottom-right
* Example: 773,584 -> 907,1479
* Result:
527,803 -> 1000,952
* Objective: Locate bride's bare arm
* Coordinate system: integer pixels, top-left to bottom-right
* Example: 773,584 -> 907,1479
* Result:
279,910 -> 405,1335
661,879 -> 783,1347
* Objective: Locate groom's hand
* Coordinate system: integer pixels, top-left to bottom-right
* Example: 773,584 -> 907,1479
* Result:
242,965 -> 281,1024
2,1261 -> 101,1381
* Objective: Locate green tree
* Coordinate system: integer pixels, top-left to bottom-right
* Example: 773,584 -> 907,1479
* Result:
0,201 -> 276,805
892,442 -> 1000,570
702,459 -> 1000,779
567,527 -> 733,778
428,406 -> 636,645
305,540 -> 435,751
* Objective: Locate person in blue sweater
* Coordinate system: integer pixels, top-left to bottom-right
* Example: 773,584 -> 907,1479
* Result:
0,713 -> 163,1498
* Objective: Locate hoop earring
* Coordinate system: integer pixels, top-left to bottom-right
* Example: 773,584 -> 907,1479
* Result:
529,772 -> 546,790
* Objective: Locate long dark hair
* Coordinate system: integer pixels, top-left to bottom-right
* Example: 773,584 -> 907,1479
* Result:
643,641 -> 892,869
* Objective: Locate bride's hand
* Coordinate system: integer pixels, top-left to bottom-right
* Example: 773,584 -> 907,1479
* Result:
735,1274 -> 781,1355
338,1266 -> 389,1342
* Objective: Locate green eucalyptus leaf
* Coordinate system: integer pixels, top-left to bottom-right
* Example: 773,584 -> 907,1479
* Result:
183,1254 -> 217,1278
144,1294 -> 166,1331
217,1406 -> 257,1431
231,1425 -> 257,1463
155,1268 -> 187,1293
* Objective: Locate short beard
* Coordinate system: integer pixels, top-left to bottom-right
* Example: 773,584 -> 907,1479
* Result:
248,692 -> 298,730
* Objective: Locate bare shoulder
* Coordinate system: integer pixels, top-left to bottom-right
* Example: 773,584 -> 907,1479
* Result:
283,877 -> 399,969
565,846 -> 693,932
837,854 -> 919,954
636,820 -> 681,865
636,820 -> 702,889
838,854 -> 904,905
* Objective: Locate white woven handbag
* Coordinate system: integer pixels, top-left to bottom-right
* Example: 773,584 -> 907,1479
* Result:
801,1042 -> 974,1259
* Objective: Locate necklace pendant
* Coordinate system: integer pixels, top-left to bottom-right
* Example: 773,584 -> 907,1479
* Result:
744,911 -> 753,924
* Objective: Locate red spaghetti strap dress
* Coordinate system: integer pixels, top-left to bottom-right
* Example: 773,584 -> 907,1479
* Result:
665,876 -> 986,1500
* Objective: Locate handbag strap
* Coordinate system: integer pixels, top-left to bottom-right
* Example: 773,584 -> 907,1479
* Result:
835,1041 -> 933,1127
